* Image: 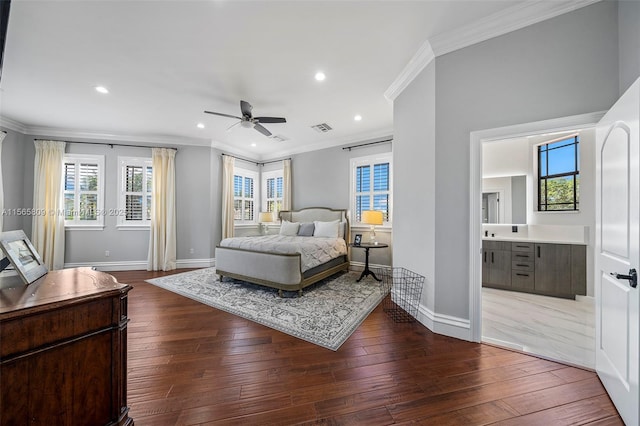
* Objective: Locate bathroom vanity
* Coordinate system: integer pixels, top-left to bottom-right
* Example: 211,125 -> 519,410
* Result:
482,237 -> 586,299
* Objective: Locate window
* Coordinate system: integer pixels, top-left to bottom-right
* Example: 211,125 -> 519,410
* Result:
234,168 -> 258,224
63,154 -> 105,228
538,135 -> 579,211
350,153 -> 392,224
262,170 -> 283,216
118,157 -> 153,227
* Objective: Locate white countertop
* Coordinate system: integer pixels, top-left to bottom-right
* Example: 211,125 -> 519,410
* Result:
482,236 -> 587,245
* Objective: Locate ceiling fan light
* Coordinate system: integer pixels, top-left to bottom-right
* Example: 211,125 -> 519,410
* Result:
240,120 -> 254,129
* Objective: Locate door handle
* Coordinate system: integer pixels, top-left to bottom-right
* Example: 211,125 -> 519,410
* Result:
610,269 -> 638,288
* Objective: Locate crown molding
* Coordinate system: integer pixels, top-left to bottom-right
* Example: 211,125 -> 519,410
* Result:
386,0 -> 601,100
263,127 -> 394,162
209,139 -> 260,161
0,116 -> 28,133
0,116 -> 211,147
429,0 -> 601,57
384,40 -> 434,102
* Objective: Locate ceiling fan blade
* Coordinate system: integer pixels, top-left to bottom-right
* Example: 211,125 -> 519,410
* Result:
226,121 -> 242,132
255,117 -> 286,124
240,100 -> 253,117
204,111 -> 242,120
253,123 -> 272,137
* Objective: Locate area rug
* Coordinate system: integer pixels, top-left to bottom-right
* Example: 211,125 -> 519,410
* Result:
145,268 -> 388,351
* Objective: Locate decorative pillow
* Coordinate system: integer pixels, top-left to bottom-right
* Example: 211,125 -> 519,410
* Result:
313,220 -> 340,238
297,222 -> 315,236
279,220 -> 300,236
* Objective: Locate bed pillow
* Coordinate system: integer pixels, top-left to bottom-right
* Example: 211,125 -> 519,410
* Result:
313,220 -> 340,238
279,220 -> 300,236
297,222 -> 315,236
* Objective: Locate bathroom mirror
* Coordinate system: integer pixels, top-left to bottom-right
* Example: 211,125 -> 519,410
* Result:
482,175 -> 526,224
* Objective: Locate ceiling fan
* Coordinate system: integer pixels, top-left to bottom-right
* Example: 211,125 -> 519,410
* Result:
204,100 -> 286,137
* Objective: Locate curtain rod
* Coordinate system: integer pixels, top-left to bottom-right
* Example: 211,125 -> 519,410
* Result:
36,139 -> 178,151
342,138 -> 393,151
221,152 -> 291,166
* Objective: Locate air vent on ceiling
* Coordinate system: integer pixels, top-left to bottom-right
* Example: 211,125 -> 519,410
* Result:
311,123 -> 333,133
270,134 -> 289,142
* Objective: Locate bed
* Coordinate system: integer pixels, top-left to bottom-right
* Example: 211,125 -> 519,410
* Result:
215,207 -> 350,296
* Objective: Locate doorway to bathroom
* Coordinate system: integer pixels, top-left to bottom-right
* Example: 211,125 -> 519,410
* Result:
469,113 -> 601,369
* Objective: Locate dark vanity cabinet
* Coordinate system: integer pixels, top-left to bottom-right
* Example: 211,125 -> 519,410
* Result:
482,240 -> 512,289
483,240 -> 586,299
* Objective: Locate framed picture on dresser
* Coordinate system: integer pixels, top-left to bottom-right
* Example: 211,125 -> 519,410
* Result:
353,234 -> 362,246
0,230 -> 48,284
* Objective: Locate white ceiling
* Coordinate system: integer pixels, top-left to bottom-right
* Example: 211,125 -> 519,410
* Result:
1,0 -> 588,160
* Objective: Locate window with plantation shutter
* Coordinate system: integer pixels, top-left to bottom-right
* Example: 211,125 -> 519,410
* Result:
350,153 -> 392,224
262,169 -> 284,217
63,154 -> 105,228
233,167 -> 258,224
118,157 -> 153,228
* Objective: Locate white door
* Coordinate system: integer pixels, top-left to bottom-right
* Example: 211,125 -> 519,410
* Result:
595,77 -> 639,426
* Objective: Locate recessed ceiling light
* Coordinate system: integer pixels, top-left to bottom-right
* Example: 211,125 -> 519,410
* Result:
251,143 -> 257,147
94,86 -> 109,94
315,71 -> 326,81
197,123 -> 205,129
354,115 -> 362,121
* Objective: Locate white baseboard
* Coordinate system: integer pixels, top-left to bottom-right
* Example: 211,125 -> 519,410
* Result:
415,303 -> 472,342
64,258 -> 215,272
176,258 -> 215,269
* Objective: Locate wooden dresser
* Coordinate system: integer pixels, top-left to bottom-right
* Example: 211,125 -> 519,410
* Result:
0,267 -> 133,426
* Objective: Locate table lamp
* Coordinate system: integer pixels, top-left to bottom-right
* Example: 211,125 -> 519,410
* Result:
258,211 -> 275,235
361,210 -> 383,244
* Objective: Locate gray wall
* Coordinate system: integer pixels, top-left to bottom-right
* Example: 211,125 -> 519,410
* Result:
0,127 -> 393,268
619,0 -> 640,95
393,61 -> 436,313
4,132 -> 218,265
0,128 -> 27,232
394,1 -> 621,320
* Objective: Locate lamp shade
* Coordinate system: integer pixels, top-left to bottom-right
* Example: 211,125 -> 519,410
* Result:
361,210 -> 383,225
258,212 -> 274,223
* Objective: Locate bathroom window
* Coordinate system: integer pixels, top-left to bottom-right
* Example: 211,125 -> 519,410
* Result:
537,135 -> 579,211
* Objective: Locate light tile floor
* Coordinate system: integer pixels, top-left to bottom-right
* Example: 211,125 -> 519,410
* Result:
482,287 -> 595,369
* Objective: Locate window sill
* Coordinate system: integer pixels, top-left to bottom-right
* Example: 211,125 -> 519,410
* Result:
234,223 -> 259,228
116,225 -> 150,231
350,224 -> 392,232
65,225 -> 105,231
535,210 -> 580,214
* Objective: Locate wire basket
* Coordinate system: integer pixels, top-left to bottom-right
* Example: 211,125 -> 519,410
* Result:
376,267 -> 424,323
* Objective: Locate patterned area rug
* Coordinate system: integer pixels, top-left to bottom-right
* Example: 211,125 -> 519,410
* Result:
145,268 -> 388,351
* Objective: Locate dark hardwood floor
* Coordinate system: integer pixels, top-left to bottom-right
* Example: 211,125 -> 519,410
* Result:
112,269 -> 623,425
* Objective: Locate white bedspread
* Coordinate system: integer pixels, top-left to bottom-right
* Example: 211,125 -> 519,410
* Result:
219,235 -> 347,272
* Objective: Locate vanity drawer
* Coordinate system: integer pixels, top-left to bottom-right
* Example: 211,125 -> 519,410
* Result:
512,242 -> 534,252
512,251 -> 534,261
512,270 -> 534,290
512,261 -> 534,272
483,240 -> 511,251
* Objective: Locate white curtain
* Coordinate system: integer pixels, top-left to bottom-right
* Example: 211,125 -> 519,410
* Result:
283,158 -> 292,211
32,140 -> 66,270
221,155 -> 235,239
0,131 -> 6,232
147,148 -> 177,271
